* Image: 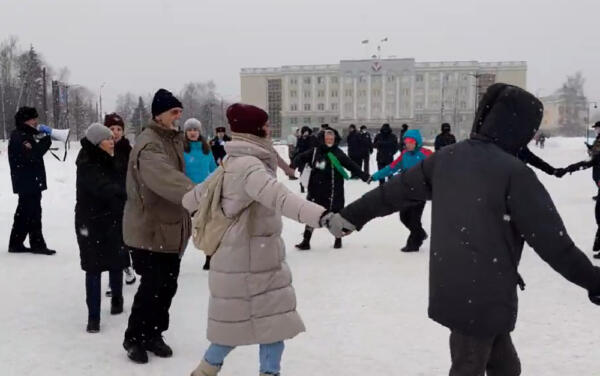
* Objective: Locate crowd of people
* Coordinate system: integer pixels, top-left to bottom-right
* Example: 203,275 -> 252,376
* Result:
6,83 -> 600,375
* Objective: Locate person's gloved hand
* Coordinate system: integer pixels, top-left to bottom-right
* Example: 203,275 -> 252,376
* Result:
38,124 -> 52,135
554,168 -> 567,178
322,213 -> 356,238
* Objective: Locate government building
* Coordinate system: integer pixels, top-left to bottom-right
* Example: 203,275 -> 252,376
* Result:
240,58 -> 526,140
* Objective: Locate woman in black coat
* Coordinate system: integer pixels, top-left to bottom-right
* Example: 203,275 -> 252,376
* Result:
373,123 -> 399,186
293,126 -> 319,193
75,123 -> 128,333
292,127 -> 369,249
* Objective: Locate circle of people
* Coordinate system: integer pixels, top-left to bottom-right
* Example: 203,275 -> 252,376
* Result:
7,84 -> 600,376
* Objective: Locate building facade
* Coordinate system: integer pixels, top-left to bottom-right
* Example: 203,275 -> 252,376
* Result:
540,88 -> 589,137
241,58 -> 527,140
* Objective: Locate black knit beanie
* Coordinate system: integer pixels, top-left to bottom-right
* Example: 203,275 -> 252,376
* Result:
151,89 -> 183,118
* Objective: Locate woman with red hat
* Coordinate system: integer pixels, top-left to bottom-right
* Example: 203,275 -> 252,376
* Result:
184,103 -> 328,376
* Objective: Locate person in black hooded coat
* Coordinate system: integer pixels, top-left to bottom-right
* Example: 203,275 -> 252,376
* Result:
292,127 -> 369,249
323,83 -> 600,375
373,123 -> 399,185
76,123 -> 129,332
434,123 -> 457,151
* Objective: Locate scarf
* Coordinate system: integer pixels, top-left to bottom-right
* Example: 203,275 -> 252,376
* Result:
327,152 -> 350,180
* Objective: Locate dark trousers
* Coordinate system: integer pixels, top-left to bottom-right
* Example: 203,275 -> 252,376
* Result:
449,331 -> 521,376
360,155 -> 370,176
9,192 -> 46,249
124,248 -> 181,344
349,154 -> 362,178
400,201 -> 426,247
377,161 -> 392,186
86,270 -> 123,320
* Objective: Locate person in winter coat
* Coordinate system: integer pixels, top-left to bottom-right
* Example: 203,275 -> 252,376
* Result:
293,126 -> 319,193
399,123 -> 409,152
292,127 -> 370,250
323,84 -> 600,375
373,123 -> 399,186
434,123 -> 457,151
103,113 -> 136,290
122,89 -> 194,364
183,117 -> 217,270
75,123 -> 128,333
346,124 -> 361,176
210,126 -> 231,165
370,129 -> 433,252
8,106 -> 55,255
182,103 -> 327,376
556,121 -> 600,258
358,125 -> 373,175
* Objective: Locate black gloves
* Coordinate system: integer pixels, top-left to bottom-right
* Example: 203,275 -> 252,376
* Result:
554,168 -> 567,178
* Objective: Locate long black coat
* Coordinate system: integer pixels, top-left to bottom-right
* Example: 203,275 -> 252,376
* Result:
75,139 -> 128,273
113,137 -> 132,187
340,84 -> 600,337
374,125 -> 398,164
294,131 -> 369,212
8,123 -> 52,194
347,130 -> 372,158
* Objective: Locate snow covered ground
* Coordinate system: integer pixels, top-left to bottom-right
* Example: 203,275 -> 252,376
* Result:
0,137 -> 599,375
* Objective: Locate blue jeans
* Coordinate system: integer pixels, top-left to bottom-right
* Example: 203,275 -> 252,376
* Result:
204,341 -> 284,375
85,270 -> 123,320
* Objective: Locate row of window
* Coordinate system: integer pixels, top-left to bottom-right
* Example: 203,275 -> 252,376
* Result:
290,87 -> 414,99
289,116 -> 339,125
289,76 -> 340,85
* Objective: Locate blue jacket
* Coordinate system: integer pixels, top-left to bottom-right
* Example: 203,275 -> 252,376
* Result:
184,141 -> 217,184
371,129 -> 432,181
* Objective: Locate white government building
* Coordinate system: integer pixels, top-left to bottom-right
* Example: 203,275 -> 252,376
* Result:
240,58 -> 526,140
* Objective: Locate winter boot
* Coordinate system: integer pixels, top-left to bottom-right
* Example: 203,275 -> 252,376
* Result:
300,184 -> 305,193
123,338 -> 148,364
8,244 -> 30,253
111,296 -> 124,315
191,359 -> 221,376
593,229 -> 600,252
124,267 -> 137,285
333,238 -> 342,249
144,336 -> 173,357
86,319 -> 100,333
295,228 -> 313,251
203,256 -> 212,271
29,247 -> 56,255
402,229 -> 428,253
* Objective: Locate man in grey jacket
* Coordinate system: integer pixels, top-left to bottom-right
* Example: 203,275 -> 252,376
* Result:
122,89 -> 194,364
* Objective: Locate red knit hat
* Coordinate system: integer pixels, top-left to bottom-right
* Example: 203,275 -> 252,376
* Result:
104,113 -> 125,128
404,137 -> 417,145
226,103 -> 269,137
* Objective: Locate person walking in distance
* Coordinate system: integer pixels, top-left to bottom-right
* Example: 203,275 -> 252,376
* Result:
8,106 -> 55,255
122,89 -> 194,364
210,126 -> 231,165
373,123 -> 399,186
434,123 -> 457,151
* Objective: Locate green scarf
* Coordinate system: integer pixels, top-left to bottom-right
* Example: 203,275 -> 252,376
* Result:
327,152 -> 350,180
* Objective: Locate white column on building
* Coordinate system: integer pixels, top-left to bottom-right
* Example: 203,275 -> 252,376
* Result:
410,74 -> 416,119
340,76 -> 345,119
424,72 -> 429,109
312,75 -> 317,118
282,75 -> 289,133
381,74 -> 386,121
325,75 -> 330,114
298,74 -> 303,113
396,74 -> 401,118
353,77 -> 358,120
367,75 -> 372,120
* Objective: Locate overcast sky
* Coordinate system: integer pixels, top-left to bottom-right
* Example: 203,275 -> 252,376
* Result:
1,0 -> 599,114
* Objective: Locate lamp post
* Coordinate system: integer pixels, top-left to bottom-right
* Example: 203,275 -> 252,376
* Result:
98,82 -> 106,122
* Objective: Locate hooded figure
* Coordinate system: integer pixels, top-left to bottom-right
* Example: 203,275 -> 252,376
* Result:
324,83 -> 600,375
292,127 -> 369,249
373,123 -> 399,185
434,123 -> 457,151
292,126 -> 318,192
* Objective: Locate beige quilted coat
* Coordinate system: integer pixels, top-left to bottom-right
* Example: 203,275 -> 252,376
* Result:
183,133 -> 325,346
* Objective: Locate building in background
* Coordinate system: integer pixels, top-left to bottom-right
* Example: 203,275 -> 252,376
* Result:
540,82 -> 590,137
241,58 -> 527,140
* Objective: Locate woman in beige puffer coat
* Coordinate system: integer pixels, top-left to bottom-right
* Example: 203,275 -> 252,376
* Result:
183,104 -> 326,376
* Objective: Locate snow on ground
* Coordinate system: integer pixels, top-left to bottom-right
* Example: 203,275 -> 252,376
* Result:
0,137 -> 599,375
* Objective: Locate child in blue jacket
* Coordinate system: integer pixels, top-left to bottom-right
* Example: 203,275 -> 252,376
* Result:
183,118 -> 217,269
370,129 -> 433,252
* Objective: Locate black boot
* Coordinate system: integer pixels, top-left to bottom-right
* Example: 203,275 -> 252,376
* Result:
144,336 -> 173,358
8,244 -> 30,253
300,184 -> 305,193
333,238 -> 342,249
123,338 -> 148,364
86,319 -> 100,333
402,229 -> 428,253
203,255 -> 212,271
295,228 -> 313,251
111,296 -> 124,315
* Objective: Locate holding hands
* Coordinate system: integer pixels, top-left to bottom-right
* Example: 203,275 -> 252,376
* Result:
320,212 -> 356,238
